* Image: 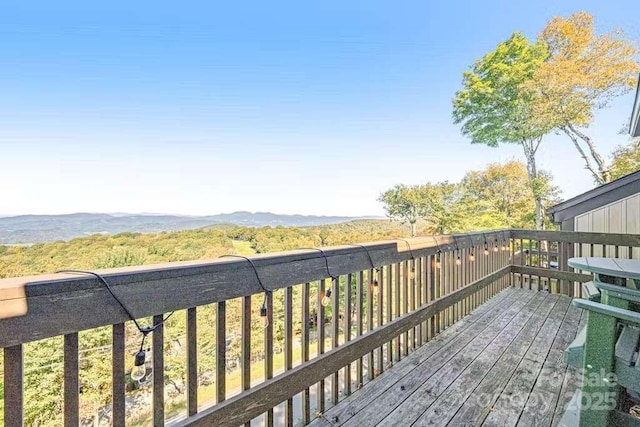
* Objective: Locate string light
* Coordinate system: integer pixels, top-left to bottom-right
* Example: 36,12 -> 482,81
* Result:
432,237 -> 442,269
400,239 -> 416,281
300,248 -> 338,308
221,255 -> 271,330
501,231 -> 508,251
260,294 -> 269,328
57,270 -> 175,382
482,232 -> 489,255
453,235 -> 462,266
351,244 -> 380,287
467,235 -> 475,262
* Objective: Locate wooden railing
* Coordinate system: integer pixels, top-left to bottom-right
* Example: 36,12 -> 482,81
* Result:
510,229 -> 640,297
5,229 -> 637,426
0,231 -> 512,427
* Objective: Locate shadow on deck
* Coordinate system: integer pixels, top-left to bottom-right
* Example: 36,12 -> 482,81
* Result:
309,287 -> 584,427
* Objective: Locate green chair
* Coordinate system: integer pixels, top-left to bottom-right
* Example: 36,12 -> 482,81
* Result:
561,288 -> 640,426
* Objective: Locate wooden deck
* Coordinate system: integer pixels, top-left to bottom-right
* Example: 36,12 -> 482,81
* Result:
308,287 -> 584,427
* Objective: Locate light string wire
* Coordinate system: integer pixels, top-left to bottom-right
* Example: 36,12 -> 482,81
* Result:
56,269 -> 175,351
220,255 -> 271,312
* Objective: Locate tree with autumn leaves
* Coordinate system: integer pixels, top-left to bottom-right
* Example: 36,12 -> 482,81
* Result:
378,161 -> 561,236
453,11 -> 639,229
531,12 -> 638,184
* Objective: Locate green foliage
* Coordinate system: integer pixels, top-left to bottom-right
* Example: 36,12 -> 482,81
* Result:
452,32 -> 550,147
0,220 -> 409,425
378,161 -> 561,234
609,141 -> 640,180
377,184 -> 425,236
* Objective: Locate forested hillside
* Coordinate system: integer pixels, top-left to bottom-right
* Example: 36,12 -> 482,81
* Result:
0,220 -> 410,425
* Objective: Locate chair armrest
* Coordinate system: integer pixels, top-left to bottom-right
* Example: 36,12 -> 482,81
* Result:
573,299 -> 640,325
593,282 -> 640,304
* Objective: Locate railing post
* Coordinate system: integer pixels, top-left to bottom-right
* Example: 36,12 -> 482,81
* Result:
63,332 -> 79,427
153,314 -> 165,427
4,345 -> 23,427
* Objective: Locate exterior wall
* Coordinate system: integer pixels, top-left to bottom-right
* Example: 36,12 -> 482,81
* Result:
574,193 -> 640,258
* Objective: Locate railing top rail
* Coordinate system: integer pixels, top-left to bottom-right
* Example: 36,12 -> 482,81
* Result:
511,229 -> 640,247
0,230 -> 509,348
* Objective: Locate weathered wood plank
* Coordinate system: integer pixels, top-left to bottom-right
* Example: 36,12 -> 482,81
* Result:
265,291 -> 274,427
241,296 -> 251,427
343,273 -> 352,397
551,308 -> 587,426
175,267 -> 510,427
511,229 -> 640,247
511,265 -> 592,283
317,279 -> 326,414
4,345 -> 23,427
518,303 -> 582,426
307,287 -> 522,427
301,282 -> 311,424
284,286 -> 294,427
331,277 -> 340,405
374,291 -> 548,427
112,323 -> 126,426
187,307 -> 198,416
153,314 -> 165,427
408,292 -> 551,425
449,292 -> 560,426
63,332 -> 79,427
481,296 -> 571,426
0,233 -> 509,348
216,301 -> 226,403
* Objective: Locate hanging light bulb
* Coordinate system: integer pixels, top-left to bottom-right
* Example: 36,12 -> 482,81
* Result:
435,252 -> 441,269
370,270 -> 379,287
502,242 -> 507,251
484,243 -> 489,255
455,252 -> 462,266
321,289 -> 332,307
469,251 -> 475,262
260,296 -> 269,328
493,242 -> 499,252
130,349 -> 147,381
409,264 -> 416,281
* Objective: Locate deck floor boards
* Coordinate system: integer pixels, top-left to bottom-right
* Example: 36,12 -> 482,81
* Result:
309,288 -> 582,427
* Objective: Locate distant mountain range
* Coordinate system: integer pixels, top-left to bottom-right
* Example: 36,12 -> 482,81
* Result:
0,212 -> 374,244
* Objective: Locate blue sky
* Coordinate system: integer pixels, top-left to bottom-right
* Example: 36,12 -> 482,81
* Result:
1,1 -> 638,217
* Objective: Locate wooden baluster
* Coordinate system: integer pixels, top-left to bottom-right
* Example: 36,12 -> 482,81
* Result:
427,255 -> 434,340
4,345 -> 23,427
344,273 -> 352,395
241,297 -> 251,427
394,263 -> 401,361
408,260 -> 415,351
422,256 -> 429,342
63,333 -> 79,427
317,279 -> 325,414
112,323 -> 126,426
187,307 -> 198,416
367,270 -> 374,379
376,268 -> 383,374
301,282 -> 311,424
265,291 -> 274,427
331,277 -> 340,404
416,258 -> 423,346
385,265 -> 393,365
284,286 -> 293,427
153,314 -> 165,427
216,301 -> 226,404
356,271 -> 364,384
403,261 -> 409,356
